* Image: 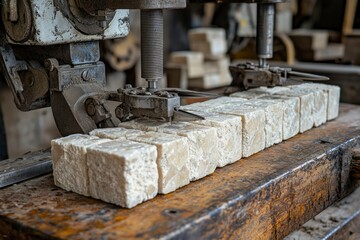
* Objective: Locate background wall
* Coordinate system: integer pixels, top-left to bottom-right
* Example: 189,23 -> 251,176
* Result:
0,88 -> 60,159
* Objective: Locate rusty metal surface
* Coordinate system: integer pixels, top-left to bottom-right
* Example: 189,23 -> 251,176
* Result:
1,104 -> 360,240
0,149 -> 52,188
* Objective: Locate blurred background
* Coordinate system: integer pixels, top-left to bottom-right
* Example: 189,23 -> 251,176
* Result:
1,0 -> 360,159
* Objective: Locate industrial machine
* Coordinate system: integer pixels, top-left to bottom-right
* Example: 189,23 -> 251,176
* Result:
0,0 -> 308,137
1,2 -> 360,238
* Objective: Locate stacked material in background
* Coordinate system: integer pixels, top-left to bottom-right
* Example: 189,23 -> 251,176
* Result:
289,29 -> 345,61
52,83 -> 340,209
167,28 -> 232,89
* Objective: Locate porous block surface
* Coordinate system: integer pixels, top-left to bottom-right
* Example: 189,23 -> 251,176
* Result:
87,140 -> 158,208
186,110 -> 242,167
275,88 -> 315,133
51,134 -> 110,196
260,96 -> 300,140
128,132 -> 190,194
89,127 -> 144,140
296,83 -> 340,120
120,119 -> 218,181
211,104 -> 266,158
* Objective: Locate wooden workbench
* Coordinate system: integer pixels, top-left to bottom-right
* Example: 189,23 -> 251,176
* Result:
0,104 -> 360,240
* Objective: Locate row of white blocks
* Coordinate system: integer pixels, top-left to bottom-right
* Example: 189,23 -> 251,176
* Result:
52,83 -> 340,208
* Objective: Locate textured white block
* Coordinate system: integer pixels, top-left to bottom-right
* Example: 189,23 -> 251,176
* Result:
87,140 -> 158,208
118,118 -> 164,132
230,91 -> 268,100
290,85 -> 328,127
242,100 -> 284,148
190,41 -> 227,60
261,95 -> 300,140
188,28 -> 226,42
276,88 -> 315,133
120,119 -> 219,181
204,58 -> 230,75
189,28 -> 227,59
170,51 -> 205,78
296,83 -> 340,120
181,97 -> 247,112
230,87 -> 289,100
211,104 -> 266,157
188,74 -> 225,89
51,134 -> 110,196
186,110 -> 242,167
127,132 -> 190,194
248,86 -> 289,94
90,127 -> 144,140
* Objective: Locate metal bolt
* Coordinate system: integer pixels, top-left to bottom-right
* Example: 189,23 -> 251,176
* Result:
44,58 -> 59,72
81,70 -> 91,81
85,100 -> 96,116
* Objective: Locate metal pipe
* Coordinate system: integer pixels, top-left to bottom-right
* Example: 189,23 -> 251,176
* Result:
256,3 -> 275,68
141,9 -> 163,91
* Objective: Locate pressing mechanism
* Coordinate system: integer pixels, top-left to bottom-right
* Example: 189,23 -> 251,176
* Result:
0,0 -> 326,136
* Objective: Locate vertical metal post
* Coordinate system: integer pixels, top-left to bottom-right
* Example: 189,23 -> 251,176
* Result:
141,9 -> 163,92
256,3 -> 275,69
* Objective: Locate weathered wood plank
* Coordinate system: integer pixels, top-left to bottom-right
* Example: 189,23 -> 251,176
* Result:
0,104 -> 360,240
285,187 -> 360,240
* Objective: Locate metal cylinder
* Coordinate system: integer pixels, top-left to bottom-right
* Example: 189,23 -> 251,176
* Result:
256,3 -> 275,68
141,9 -> 163,90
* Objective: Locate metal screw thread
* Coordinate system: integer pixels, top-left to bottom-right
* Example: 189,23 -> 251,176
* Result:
256,3 -> 275,68
141,9 -> 163,88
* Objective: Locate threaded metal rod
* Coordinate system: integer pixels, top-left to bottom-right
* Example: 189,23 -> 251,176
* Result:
141,9 -> 163,90
256,3 -> 275,68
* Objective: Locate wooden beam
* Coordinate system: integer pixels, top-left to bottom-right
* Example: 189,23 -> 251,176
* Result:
343,0 -> 358,37
0,104 -> 360,240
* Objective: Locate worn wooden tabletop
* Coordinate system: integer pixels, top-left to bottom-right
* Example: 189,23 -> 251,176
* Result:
1,104 -> 360,240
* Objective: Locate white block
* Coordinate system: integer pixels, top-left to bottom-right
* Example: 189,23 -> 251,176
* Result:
260,95 -> 300,140
204,57 -> 231,75
157,122 -> 219,180
90,127 -> 144,140
170,51 -> 205,78
188,28 -> 226,42
188,28 -> 227,59
276,88 -> 315,133
128,132 -> 190,194
51,134 -> 110,196
190,41 -> 227,60
186,110 -> 242,167
181,97 -> 247,112
230,91 -> 268,100
188,74 -> 222,89
119,119 -> 219,181
211,103 -> 266,157
118,118 -> 164,132
242,99 -> 284,148
290,85 -> 328,127
87,140 -> 158,208
248,86 -> 289,94
296,83 -> 340,120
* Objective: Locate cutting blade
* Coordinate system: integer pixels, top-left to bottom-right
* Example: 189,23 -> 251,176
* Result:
172,109 -> 205,122
163,88 -> 220,98
288,71 -> 330,81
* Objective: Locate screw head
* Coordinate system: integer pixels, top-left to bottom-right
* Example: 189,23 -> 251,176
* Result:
44,58 -> 59,72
